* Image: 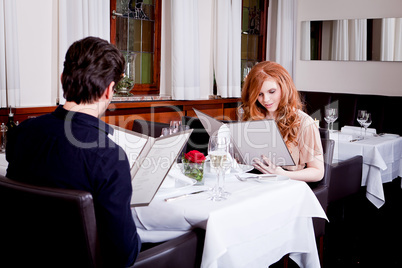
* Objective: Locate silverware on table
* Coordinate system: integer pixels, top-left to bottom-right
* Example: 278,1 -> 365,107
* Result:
164,190 -> 207,202
235,174 -> 276,182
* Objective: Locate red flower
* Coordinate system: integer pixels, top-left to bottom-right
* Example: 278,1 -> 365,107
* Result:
184,150 -> 206,164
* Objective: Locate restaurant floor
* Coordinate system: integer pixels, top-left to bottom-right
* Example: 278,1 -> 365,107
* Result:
271,177 -> 402,268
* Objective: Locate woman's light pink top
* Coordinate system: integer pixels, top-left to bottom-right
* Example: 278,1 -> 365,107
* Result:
283,110 -> 323,171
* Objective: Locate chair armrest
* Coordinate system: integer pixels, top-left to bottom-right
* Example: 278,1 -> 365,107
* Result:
133,228 -> 205,268
312,184 -> 329,212
328,155 -> 363,204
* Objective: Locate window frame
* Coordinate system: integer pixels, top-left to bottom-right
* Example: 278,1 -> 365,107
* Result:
241,0 -> 268,77
110,0 -> 162,95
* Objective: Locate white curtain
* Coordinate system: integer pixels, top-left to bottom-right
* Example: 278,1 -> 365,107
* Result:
266,0 -> 296,78
381,18 -> 402,61
58,0 -> 110,104
349,19 -> 367,61
0,0 -> 20,108
331,20 -> 349,61
170,0 -> 200,100
213,0 -> 241,98
300,21 -> 310,61
395,18 -> 402,61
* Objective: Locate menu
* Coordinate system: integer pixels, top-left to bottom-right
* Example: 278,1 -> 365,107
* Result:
193,109 -> 294,166
109,125 -> 192,206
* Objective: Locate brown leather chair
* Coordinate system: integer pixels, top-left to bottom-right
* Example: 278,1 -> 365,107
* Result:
310,129 -> 363,266
308,138 -> 335,263
133,228 -> 205,268
0,175 -> 102,267
0,175 -> 205,268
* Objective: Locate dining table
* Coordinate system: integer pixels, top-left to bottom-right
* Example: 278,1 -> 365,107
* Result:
132,164 -> 327,268
330,127 -> 402,208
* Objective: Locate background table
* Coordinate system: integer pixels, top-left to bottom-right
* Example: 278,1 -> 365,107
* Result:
133,171 -> 327,268
0,153 -> 7,176
330,132 -> 402,208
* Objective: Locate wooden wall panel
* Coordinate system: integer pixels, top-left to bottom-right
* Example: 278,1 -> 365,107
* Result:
0,99 -> 241,131
184,103 -> 224,119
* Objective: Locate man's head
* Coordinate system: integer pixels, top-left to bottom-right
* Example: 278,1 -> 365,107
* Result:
61,36 -> 125,105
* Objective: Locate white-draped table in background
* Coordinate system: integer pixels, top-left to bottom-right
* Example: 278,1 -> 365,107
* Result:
330,131 -> 402,208
132,171 -> 327,268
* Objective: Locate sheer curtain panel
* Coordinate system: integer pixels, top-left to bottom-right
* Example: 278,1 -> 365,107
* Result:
58,0 -> 110,104
170,0 -> 201,100
331,20 -> 349,61
213,0 -> 241,98
381,18 -> 402,61
0,0 -> 20,108
266,0 -> 296,78
349,19 -> 367,61
300,21 -> 310,61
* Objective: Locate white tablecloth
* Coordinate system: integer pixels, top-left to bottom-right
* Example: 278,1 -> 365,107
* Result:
330,132 -> 402,208
133,172 -> 327,268
0,153 -> 7,176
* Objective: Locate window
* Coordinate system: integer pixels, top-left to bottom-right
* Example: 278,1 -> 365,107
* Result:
110,0 -> 161,95
241,0 -> 268,84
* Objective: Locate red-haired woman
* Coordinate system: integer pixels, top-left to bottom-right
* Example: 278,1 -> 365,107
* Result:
241,61 -> 324,182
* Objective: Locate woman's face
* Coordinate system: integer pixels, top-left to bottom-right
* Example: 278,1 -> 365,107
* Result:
257,79 -> 282,119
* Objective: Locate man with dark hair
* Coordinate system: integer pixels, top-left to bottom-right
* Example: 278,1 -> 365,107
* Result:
6,36 -> 141,267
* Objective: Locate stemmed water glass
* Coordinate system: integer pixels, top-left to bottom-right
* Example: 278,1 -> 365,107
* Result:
324,108 -> 338,132
362,113 -> 372,137
208,134 -> 230,201
356,110 -> 367,139
169,120 -> 181,134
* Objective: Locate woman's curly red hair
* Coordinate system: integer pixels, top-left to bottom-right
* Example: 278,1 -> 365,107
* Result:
241,61 -> 303,147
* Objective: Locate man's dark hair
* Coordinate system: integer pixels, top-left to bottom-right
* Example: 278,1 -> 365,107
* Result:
61,36 -> 125,104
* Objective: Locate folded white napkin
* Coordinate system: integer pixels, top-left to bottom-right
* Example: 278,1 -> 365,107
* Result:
329,131 -> 353,142
341,125 -> 376,136
161,163 -> 194,189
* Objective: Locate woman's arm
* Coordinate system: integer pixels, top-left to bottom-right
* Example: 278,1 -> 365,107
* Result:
253,153 -> 324,182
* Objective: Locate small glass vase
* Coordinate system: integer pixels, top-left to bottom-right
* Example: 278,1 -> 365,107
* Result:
182,161 -> 205,185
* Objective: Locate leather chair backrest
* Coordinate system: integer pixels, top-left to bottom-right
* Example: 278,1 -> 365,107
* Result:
181,116 -> 210,155
308,138 -> 335,190
132,119 -> 170,138
321,138 -> 335,186
181,116 -> 232,155
0,175 -> 101,267
328,155 -> 363,204
319,128 -> 329,140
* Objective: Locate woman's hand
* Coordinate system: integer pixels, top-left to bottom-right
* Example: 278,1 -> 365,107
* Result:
253,155 -> 284,175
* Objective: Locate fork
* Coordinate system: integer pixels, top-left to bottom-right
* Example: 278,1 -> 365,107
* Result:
235,174 -> 259,182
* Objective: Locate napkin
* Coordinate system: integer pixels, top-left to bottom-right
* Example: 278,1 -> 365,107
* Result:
160,163 -> 194,189
341,125 -> 376,136
329,131 -> 353,142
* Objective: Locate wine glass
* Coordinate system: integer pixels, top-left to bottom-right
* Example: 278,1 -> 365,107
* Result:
324,108 -> 338,132
356,110 -> 367,139
170,120 -> 181,134
362,113 -> 372,137
208,134 -> 229,201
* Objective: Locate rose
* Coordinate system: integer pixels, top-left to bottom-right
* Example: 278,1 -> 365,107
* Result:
184,150 -> 206,164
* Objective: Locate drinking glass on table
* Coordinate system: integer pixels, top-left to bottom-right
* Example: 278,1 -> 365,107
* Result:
362,113 -> 372,137
324,108 -> 338,132
160,127 -> 170,137
170,120 -> 181,134
208,134 -> 230,201
356,110 -> 367,139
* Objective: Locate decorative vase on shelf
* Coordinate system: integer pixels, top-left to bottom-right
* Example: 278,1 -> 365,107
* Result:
115,75 -> 134,96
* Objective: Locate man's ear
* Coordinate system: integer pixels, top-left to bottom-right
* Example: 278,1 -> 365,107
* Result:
103,81 -> 115,100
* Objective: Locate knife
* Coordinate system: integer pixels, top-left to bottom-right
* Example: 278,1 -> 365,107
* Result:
164,190 -> 207,202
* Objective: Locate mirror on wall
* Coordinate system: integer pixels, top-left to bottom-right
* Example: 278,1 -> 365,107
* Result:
301,18 -> 402,62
